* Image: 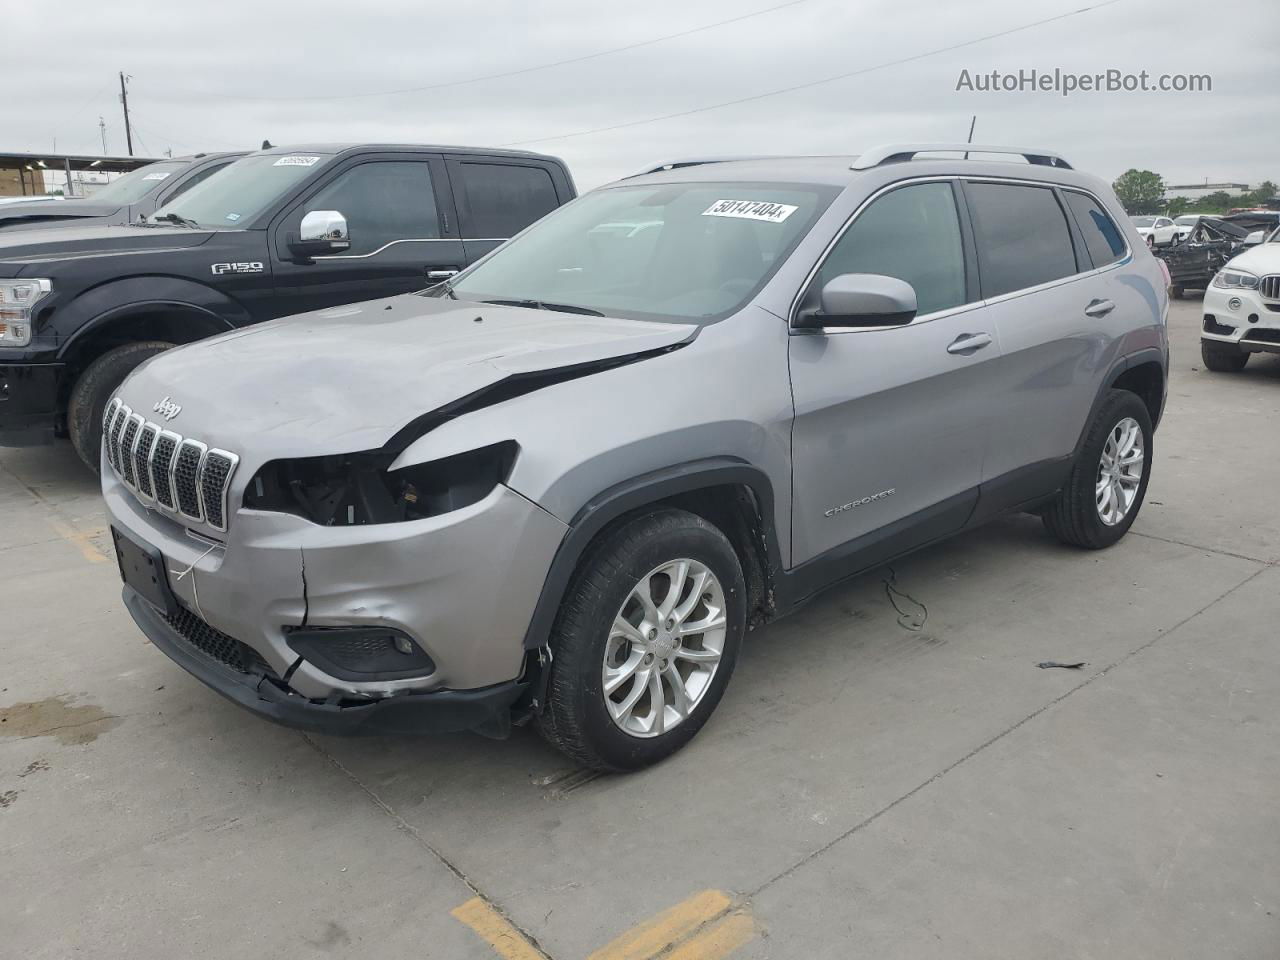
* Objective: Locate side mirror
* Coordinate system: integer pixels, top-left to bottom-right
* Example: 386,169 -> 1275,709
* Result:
1244,230 -> 1264,247
797,273 -> 918,329
290,210 -> 350,259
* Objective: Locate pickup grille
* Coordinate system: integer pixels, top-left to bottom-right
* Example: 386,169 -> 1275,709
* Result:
103,398 -> 239,532
1260,275 -> 1280,301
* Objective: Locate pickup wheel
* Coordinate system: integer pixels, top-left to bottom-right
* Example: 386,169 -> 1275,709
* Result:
1042,389 -> 1152,550
1200,339 -> 1249,373
537,508 -> 746,772
68,341 -> 175,473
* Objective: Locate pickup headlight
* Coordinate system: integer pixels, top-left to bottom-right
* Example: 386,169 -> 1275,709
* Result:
0,278 -> 52,347
1212,269 -> 1260,290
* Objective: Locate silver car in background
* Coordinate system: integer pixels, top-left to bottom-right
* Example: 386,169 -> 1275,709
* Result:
102,143 -> 1168,770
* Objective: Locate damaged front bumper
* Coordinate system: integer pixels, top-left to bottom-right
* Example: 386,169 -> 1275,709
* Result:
103,461 -> 568,734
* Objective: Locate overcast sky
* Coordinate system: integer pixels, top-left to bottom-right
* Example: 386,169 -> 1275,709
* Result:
10,0 -> 1277,190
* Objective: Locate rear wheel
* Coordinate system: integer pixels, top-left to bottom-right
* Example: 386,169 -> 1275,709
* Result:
67,341 -> 174,473
537,508 -> 746,771
1200,339 -> 1248,373
1043,390 -> 1152,549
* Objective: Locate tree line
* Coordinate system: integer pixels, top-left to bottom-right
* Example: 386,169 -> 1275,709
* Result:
1112,169 -> 1278,217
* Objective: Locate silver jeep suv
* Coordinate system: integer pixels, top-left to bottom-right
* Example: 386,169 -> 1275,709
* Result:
102,144 -> 1168,771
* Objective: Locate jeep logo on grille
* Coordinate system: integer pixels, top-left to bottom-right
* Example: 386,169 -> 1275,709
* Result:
153,396 -> 182,421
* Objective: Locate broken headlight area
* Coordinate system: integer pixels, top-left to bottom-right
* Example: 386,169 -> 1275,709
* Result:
243,441 -> 517,526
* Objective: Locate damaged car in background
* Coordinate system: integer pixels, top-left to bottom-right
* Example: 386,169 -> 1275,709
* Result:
1155,215 -> 1254,298
101,144 -> 1168,771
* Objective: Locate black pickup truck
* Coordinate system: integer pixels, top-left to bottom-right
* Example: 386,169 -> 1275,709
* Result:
0,143 -> 575,468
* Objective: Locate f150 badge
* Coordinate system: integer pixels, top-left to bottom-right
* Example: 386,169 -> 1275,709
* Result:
210,261 -> 264,276
825,487 -> 895,517
153,396 -> 182,421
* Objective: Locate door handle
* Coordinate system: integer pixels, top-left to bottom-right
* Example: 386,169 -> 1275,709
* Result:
426,268 -> 459,280
1084,298 -> 1115,318
946,332 -> 993,355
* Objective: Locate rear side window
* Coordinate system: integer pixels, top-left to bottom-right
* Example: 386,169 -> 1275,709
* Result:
454,163 -> 559,239
817,181 -> 968,316
1064,191 -> 1126,267
966,182 -> 1078,298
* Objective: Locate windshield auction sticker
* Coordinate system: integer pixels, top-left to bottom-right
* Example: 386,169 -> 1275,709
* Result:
272,156 -> 321,167
702,199 -> 798,223
142,172 -> 172,180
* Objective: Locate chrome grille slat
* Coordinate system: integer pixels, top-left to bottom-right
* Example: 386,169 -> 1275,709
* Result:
119,415 -> 142,487
151,431 -> 180,510
173,439 -> 207,522
103,398 -> 238,532
1260,275 -> 1280,301
134,424 -> 159,498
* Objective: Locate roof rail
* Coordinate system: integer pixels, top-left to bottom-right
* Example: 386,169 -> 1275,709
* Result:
627,156 -> 776,178
850,143 -> 1073,171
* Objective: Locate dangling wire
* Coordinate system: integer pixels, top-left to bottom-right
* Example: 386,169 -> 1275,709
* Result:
882,566 -> 928,632
172,542 -> 219,622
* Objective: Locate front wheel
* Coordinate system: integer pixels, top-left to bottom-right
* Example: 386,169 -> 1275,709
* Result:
1043,390 -> 1153,549
1200,339 -> 1249,373
537,508 -> 746,771
67,341 -> 175,473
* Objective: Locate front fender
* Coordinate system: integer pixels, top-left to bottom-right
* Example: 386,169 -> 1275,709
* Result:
53,276 -> 250,358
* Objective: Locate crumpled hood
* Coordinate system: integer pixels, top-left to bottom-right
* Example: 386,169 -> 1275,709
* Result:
117,293 -> 697,462
0,224 -> 215,265
1222,244 -> 1280,277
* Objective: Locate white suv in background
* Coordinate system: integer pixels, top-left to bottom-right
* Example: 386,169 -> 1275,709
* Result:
1200,226 -> 1280,372
1132,215 -> 1177,247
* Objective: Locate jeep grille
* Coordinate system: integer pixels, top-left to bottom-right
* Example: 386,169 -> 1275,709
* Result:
102,398 -> 239,532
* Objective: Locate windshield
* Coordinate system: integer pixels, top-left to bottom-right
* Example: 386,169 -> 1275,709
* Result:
1175,215 -> 1199,225
150,152 -> 333,228
1133,217 -> 1156,227
448,182 -> 832,322
90,162 -> 185,206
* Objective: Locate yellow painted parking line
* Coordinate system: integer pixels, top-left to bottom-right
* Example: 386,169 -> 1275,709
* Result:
47,520 -> 111,565
587,889 -> 734,960
665,911 -> 756,960
451,896 -> 547,960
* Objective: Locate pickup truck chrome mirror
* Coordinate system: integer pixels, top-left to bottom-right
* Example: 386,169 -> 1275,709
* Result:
291,210 -> 351,259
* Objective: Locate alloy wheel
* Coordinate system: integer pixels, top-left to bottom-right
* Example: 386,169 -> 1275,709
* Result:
601,559 -> 727,738
1096,416 -> 1144,526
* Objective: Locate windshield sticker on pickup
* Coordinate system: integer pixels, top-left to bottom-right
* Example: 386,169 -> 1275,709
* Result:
142,172 -> 172,181
224,213 -> 241,221
702,199 -> 798,223
273,155 -> 321,167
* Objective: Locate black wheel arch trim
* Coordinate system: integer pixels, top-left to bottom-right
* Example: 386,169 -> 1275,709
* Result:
520,457 -> 781,652
1074,345 -> 1167,459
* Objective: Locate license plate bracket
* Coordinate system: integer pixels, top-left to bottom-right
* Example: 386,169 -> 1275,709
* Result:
111,526 -> 178,616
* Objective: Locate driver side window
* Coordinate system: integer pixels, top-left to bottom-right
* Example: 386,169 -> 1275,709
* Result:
304,161 -> 440,256
817,182 -> 968,316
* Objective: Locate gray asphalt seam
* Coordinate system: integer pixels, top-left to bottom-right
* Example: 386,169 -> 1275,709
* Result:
746,561 -> 1270,898
301,733 -> 555,959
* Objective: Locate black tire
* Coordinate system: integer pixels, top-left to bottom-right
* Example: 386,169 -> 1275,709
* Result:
67,341 -> 174,473
1200,339 -> 1249,373
1170,285 -> 1184,299
1042,390 -> 1153,550
537,508 -> 746,772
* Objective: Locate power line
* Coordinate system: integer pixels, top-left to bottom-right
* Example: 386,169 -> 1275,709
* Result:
141,0 -> 811,103
502,0 -> 1124,146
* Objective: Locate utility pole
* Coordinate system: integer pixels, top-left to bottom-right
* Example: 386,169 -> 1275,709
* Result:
119,71 -> 134,156
99,116 -> 108,154
967,115 -> 977,144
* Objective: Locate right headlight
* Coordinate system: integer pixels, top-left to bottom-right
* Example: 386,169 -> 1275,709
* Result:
0,278 -> 52,347
1211,269 -> 1260,290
